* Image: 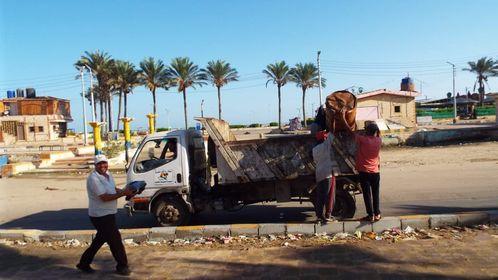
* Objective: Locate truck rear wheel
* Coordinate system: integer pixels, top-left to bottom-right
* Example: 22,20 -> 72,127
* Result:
332,189 -> 356,219
153,196 -> 191,226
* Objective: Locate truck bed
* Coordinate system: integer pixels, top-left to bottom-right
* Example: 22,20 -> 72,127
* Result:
197,118 -> 357,185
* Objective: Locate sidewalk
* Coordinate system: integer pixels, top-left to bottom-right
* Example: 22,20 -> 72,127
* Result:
1,227 -> 497,279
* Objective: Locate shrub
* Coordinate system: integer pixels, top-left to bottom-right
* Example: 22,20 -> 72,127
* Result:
229,124 -> 247,129
103,141 -> 123,158
156,127 -> 170,132
269,122 -> 278,127
301,118 -> 315,125
248,123 -> 262,128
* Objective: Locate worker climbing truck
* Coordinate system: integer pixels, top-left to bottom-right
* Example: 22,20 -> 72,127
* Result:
125,111 -> 361,226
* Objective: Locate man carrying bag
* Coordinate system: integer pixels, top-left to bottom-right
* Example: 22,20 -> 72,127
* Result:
77,154 -> 134,276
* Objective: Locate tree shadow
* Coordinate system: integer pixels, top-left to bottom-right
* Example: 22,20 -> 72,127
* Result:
0,244 -> 125,279
178,244 -> 490,280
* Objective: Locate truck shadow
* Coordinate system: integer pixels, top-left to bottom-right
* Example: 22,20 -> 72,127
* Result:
0,209 -> 155,230
0,204 -> 316,230
393,204 -> 498,215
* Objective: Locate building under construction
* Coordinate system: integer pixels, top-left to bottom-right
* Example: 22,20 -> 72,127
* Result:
0,89 -> 72,144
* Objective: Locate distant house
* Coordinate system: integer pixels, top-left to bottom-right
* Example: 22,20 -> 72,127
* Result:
417,93 -> 496,118
356,88 -> 420,128
0,96 -> 72,144
490,93 -> 498,123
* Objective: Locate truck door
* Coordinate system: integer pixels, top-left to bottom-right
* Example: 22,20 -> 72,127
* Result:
131,137 -> 183,191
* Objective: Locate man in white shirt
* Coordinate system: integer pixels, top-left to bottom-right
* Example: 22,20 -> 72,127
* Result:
77,154 -> 133,276
312,131 -> 336,224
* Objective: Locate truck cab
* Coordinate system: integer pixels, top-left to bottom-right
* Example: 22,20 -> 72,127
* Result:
125,129 -> 208,226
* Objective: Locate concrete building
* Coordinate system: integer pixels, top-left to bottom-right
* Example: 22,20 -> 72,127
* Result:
0,96 -> 72,144
356,89 -> 420,128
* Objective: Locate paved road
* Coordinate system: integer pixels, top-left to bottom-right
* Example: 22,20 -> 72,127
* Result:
1,229 -> 497,279
1,157 -> 497,230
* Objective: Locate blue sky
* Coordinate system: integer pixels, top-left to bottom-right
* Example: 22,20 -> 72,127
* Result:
1,0 -> 498,131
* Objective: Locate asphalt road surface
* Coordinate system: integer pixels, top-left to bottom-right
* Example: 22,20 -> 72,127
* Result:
1,142 -> 498,230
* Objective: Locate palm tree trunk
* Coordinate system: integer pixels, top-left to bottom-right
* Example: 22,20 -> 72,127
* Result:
302,87 -> 306,127
116,90 -> 122,133
183,89 -> 188,129
152,88 -> 157,116
278,85 -> 282,130
478,77 -> 484,106
108,93 -> 113,133
99,100 -> 104,123
92,97 -> 97,121
124,91 -> 128,118
103,99 -> 108,133
217,86 -> 222,120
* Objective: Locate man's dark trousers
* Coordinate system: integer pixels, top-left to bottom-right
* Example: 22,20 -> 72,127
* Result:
315,177 -> 335,220
79,214 -> 128,269
359,172 -> 381,217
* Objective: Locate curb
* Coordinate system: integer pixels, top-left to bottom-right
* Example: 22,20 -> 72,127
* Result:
1,211 -> 497,243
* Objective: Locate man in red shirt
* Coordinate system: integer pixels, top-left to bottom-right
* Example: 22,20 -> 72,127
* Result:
355,122 -> 382,222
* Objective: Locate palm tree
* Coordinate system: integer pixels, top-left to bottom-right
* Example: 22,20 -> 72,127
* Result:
75,51 -> 114,132
112,60 -> 140,132
289,63 -> 326,127
263,61 -> 291,129
139,57 -> 168,117
168,57 -> 206,129
200,60 -> 239,120
463,57 -> 498,106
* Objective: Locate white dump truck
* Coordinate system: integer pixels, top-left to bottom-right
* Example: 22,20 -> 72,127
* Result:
125,118 -> 361,226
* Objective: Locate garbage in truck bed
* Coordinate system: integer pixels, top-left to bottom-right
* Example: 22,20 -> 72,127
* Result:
196,117 -> 357,185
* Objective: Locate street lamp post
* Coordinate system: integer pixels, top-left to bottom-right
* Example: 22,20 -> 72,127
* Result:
85,65 -> 96,122
317,51 -> 323,106
447,62 -> 457,124
79,67 -> 88,145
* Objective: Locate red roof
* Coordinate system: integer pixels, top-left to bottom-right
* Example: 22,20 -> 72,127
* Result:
356,89 -> 420,100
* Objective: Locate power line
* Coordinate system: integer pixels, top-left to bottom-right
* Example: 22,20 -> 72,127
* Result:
322,70 -> 451,77
0,73 -> 75,85
320,52 -> 498,66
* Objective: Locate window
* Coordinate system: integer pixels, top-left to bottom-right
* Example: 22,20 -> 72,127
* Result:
394,106 -> 401,113
134,138 -> 178,173
38,126 -> 44,132
29,126 -> 35,132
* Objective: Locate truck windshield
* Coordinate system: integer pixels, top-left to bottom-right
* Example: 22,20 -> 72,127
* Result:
134,137 -> 178,173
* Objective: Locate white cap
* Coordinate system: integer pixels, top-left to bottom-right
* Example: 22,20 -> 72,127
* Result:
94,154 -> 108,164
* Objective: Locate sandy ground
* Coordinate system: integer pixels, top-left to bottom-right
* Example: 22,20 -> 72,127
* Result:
1,141 -> 497,229
1,227 -> 498,279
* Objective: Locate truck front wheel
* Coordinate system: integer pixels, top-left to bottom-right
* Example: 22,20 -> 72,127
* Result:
153,196 -> 191,226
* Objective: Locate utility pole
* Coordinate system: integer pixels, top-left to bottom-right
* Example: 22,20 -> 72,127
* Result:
85,65 -> 96,122
165,109 -> 170,130
201,99 -> 204,118
79,68 -> 88,145
447,62 -> 457,123
317,51 -> 323,106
